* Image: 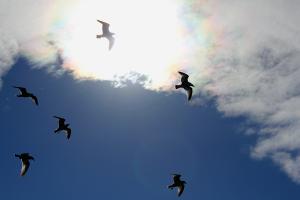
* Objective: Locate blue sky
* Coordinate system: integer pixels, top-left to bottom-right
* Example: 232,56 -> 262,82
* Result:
1,59 -> 300,199
1,0 -> 300,199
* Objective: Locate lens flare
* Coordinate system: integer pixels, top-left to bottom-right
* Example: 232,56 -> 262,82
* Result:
45,0 -> 222,91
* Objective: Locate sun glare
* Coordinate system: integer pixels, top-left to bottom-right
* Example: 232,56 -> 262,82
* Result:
54,0 -> 186,89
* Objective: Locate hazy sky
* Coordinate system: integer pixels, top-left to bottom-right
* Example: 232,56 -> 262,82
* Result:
1,0 -> 300,199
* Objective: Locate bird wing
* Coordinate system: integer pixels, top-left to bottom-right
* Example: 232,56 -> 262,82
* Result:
28,155 -> 35,161
178,71 -> 189,81
97,20 -> 110,34
168,183 -> 176,189
108,36 -> 115,50
13,86 -> 27,94
30,94 -> 39,105
65,128 -> 71,139
177,184 -> 185,197
186,87 -> 193,101
54,116 -> 66,125
21,153 -> 30,157
54,116 -> 64,120
21,160 -> 30,176
173,174 -> 181,182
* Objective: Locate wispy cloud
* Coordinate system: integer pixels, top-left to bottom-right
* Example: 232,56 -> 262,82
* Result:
194,0 -> 300,183
0,0 -> 71,81
0,32 -> 19,87
1,0 -> 300,183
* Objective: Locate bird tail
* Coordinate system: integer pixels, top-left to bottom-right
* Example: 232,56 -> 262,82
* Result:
175,85 -> 181,89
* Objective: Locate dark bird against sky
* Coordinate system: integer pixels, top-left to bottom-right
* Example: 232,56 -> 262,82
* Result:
15,153 -> 35,176
13,86 -> 39,105
96,20 -> 115,50
54,116 -> 72,139
175,71 -> 194,101
168,174 -> 186,197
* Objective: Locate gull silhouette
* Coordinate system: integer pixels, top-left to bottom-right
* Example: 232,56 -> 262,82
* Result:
168,174 -> 187,197
175,72 -> 194,101
13,86 -> 38,105
53,116 -> 72,139
15,153 -> 35,176
96,20 -> 115,50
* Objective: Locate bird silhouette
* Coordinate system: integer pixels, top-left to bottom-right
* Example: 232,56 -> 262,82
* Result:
53,116 -> 72,139
13,86 -> 39,105
96,20 -> 115,50
15,153 -> 34,176
168,174 -> 187,197
175,72 -> 194,101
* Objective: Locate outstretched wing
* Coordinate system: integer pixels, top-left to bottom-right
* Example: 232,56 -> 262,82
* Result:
178,71 -> 189,83
53,116 -> 64,120
21,153 -> 30,157
173,174 -> 181,182
21,160 -> 30,176
30,94 -> 39,105
186,87 -> 193,101
13,86 -> 27,94
54,116 -> 66,125
65,128 -> 72,139
28,155 -> 35,161
97,20 -> 110,35
177,184 -> 185,197
108,37 -> 115,50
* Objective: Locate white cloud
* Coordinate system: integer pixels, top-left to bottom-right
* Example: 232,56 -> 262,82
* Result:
0,0 -> 73,82
0,31 -> 18,87
194,0 -> 300,183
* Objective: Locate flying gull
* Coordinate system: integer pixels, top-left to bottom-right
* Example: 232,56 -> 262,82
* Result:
168,174 -> 187,197
175,72 -> 194,101
15,153 -> 35,176
96,20 -> 115,50
13,86 -> 39,105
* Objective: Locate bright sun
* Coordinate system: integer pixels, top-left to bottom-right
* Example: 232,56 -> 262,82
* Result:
53,0 -> 187,90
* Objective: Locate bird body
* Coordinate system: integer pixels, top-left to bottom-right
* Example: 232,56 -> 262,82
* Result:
168,174 -> 186,197
96,20 -> 115,50
54,116 -> 72,139
13,86 -> 39,105
175,71 -> 194,101
15,153 -> 34,176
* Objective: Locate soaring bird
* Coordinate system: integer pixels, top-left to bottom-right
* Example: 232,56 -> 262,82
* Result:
175,71 -> 194,101
13,86 -> 39,105
53,116 -> 72,139
96,20 -> 115,50
168,174 -> 187,197
15,153 -> 35,176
